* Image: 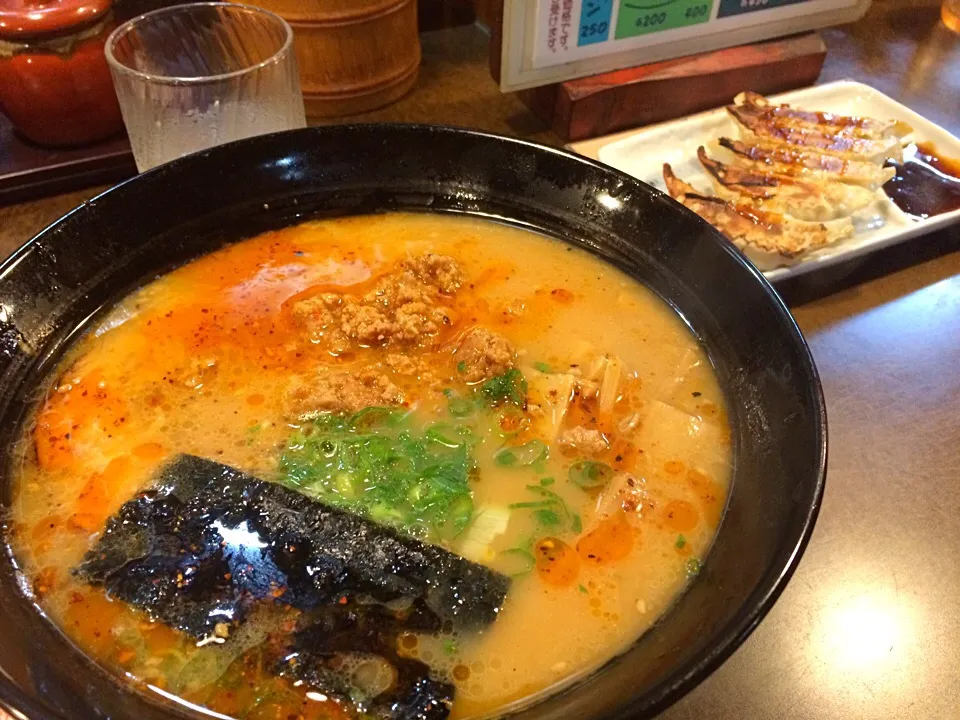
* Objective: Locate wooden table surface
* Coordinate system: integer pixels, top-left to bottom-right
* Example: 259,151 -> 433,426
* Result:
1,1 -> 958,719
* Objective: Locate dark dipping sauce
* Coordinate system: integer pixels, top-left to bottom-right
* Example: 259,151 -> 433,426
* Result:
884,142 -> 960,219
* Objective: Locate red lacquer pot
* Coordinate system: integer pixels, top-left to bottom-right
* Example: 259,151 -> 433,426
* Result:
0,0 -> 124,147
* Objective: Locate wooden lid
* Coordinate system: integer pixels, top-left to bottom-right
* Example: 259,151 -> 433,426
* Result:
0,0 -> 112,40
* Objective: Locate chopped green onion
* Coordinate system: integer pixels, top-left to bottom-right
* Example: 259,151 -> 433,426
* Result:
568,460 -> 614,489
523,485 -> 581,533
437,495 -> 475,539
534,508 -> 561,526
445,391 -> 475,418
686,558 -> 701,576
508,501 -> 554,509
495,404 -> 529,438
369,503 -> 407,525
578,584 -> 588,594
333,471 -> 360,498
480,369 -> 527,406
533,361 -> 551,373
349,406 -> 407,430
497,548 -> 536,577
443,639 -> 458,655
675,534 -> 687,549
524,484 -> 567,505
457,361 -> 467,374
495,439 -> 548,467
539,476 -> 555,486
280,410 -> 475,540
426,422 -> 467,448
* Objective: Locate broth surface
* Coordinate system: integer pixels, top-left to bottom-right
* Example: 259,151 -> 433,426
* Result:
8,213 -> 731,719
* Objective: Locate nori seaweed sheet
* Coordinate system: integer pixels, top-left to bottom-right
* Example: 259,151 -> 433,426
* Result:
74,454 -> 510,719
280,600 -> 454,719
76,454 -> 509,637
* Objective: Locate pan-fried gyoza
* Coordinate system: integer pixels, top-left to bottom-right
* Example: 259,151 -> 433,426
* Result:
717,137 -> 895,191
733,91 -> 912,142
662,91 -> 911,268
697,147 -> 877,222
663,164 -> 852,261
727,95 -> 905,165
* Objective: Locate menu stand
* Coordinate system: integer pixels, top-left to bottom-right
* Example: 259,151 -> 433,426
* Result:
508,32 -> 827,142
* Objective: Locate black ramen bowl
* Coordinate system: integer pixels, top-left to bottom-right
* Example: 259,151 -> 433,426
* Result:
0,125 -> 825,720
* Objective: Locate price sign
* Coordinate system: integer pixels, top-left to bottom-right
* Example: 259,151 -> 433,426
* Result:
615,1 -> 713,39
578,0 -> 614,46
718,0 -> 813,18
503,0 -> 870,92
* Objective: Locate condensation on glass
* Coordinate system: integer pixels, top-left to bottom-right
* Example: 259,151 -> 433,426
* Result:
105,2 -> 306,172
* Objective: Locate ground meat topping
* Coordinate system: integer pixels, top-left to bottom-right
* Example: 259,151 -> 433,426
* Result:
402,253 -> 463,294
380,353 -> 441,388
287,369 -> 403,415
454,327 -> 515,384
557,426 -> 608,456
384,353 -> 420,376
291,254 -> 461,350
339,304 -> 400,346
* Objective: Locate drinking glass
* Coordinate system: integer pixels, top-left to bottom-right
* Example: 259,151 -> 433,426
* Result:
105,2 -> 305,172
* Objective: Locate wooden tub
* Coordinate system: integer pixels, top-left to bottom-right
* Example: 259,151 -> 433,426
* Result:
252,0 -> 420,117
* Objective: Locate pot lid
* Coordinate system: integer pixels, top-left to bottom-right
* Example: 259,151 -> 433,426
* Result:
0,0 -> 112,39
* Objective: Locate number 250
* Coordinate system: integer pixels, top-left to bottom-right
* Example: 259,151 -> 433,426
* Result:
580,21 -> 608,37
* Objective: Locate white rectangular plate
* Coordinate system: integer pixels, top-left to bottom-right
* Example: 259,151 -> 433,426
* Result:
568,80 -> 960,282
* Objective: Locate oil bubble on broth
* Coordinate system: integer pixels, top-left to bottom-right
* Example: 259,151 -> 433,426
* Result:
8,213 -> 731,720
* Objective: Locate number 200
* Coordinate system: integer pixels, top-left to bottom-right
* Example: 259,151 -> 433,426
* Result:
635,12 -> 666,26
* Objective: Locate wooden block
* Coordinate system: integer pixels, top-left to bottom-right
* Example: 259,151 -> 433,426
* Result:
474,0 -> 498,31
519,32 -> 827,142
487,0 -> 505,81
0,114 -> 135,207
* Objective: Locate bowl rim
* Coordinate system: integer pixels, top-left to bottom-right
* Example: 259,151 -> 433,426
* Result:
0,123 -> 827,720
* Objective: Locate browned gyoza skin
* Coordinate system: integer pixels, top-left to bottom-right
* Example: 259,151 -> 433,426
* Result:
662,164 -> 851,258
726,91 -> 908,165
734,91 -> 912,140
697,147 -> 876,222
717,137 -> 895,190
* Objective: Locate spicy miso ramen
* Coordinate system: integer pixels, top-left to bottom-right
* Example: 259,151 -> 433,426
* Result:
9,213 -> 731,719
